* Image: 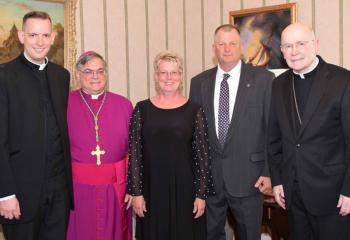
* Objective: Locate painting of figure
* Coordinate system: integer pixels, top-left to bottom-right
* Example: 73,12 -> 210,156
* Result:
230,3 -> 296,69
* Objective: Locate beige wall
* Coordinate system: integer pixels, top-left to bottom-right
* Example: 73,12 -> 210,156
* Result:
75,0 -> 350,104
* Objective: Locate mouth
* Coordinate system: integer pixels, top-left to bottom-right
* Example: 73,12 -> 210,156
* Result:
34,47 -> 46,52
164,81 -> 174,86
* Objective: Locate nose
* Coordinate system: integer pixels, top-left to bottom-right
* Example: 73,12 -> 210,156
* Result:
92,71 -> 99,78
291,45 -> 298,55
36,36 -> 44,46
224,44 -> 230,52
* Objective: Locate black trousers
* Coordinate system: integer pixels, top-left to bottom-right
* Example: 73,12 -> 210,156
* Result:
288,182 -> 350,240
2,174 -> 70,240
206,189 -> 263,240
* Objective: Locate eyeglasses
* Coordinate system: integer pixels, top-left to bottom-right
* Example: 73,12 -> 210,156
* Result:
280,40 -> 313,52
79,68 -> 106,77
158,71 -> 181,77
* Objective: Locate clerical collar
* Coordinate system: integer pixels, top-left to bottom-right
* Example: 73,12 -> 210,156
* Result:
23,52 -> 48,71
81,90 -> 105,100
293,57 -> 319,79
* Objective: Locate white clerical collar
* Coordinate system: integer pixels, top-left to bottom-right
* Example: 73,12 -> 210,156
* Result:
217,60 -> 242,78
82,90 -> 105,100
24,52 -> 48,71
293,57 -> 319,79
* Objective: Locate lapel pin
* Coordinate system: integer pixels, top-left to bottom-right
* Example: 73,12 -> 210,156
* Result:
246,83 -> 251,87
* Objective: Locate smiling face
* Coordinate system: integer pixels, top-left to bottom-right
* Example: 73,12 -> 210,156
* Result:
77,57 -> 107,95
213,27 -> 243,72
18,18 -> 55,64
281,23 -> 319,74
155,60 -> 182,95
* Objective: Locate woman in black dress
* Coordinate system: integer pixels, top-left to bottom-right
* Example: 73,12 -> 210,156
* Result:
127,50 -> 215,240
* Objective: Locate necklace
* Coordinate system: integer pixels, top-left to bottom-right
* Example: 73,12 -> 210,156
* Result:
292,75 -> 302,125
79,90 -> 107,165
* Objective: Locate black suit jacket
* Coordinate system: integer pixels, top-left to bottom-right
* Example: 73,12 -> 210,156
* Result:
190,62 -> 274,197
268,56 -> 350,215
0,54 -> 73,223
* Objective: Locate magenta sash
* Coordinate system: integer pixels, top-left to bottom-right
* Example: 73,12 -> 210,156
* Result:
72,159 -> 132,240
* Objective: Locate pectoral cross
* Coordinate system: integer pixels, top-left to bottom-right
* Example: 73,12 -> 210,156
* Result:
91,145 -> 105,166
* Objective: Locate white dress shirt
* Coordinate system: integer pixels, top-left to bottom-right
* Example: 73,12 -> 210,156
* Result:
214,61 -> 242,137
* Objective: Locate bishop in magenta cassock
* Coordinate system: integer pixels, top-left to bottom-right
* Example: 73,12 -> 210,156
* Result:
67,51 -> 133,240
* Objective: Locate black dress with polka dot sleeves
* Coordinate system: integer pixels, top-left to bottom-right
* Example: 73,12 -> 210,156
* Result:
127,99 -> 214,240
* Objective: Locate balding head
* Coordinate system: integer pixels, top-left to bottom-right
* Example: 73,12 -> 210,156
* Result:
281,23 -> 316,44
280,22 -> 319,73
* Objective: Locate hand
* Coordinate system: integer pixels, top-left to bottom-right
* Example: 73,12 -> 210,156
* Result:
337,194 -> 350,216
124,194 -> 133,210
0,197 -> 21,220
132,195 -> 147,217
273,185 -> 286,210
193,198 -> 205,219
254,176 -> 272,194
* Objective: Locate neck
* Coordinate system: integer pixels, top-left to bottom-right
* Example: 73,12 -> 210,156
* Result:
157,91 -> 183,101
219,61 -> 239,73
24,51 -> 45,65
82,89 -> 105,96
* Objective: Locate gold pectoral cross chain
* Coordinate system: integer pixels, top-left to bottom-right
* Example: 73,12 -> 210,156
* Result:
80,90 -> 107,166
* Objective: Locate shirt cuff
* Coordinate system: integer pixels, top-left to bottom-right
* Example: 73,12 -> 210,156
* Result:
0,195 -> 16,201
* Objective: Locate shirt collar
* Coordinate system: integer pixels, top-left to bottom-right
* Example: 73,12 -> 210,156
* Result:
24,52 -> 48,71
217,60 -> 242,79
293,57 -> 319,79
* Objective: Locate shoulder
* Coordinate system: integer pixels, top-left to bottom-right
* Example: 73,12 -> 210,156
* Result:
134,99 -> 149,109
324,62 -> 350,78
273,69 -> 291,87
187,100 -> 206,115
191,67 -> 217,82
107,91 -> 133,109
243,63 -> 275,79
187,99 -> 201,109
0,56 -> 25,84
68,89 -> 80,98
0,56 -> 23,72
48,61 -> 70,77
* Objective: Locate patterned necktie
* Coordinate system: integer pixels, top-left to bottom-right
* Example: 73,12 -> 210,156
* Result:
218,73 -> 230,147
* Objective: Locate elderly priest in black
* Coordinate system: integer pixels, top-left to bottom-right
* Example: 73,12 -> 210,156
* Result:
268,22 -> 350,240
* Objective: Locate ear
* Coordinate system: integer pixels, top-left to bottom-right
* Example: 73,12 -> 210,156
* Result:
50,31 -> 56,45
17,30 -> 25,44
314,38 -> 320,53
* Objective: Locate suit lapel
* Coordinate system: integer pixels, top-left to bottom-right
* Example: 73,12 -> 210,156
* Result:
298,61 -> 329,137
201,68 -> 222,150
281,71 -> 299,139
225,63 -> 252,144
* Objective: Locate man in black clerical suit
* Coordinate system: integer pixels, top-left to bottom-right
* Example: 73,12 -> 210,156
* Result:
0,11 -> 72,240
190,24 -> 274,240
268,22 -> 350,240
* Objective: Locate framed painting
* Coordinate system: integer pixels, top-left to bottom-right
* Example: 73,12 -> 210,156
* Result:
230,3 -> 296,69
0,0 -> 76,74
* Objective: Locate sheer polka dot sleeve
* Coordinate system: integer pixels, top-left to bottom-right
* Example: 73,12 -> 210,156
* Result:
193,107 -> 215,199
127,103 -> 143,196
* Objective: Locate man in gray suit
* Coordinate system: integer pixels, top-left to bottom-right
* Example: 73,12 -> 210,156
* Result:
189,24 -> 274,240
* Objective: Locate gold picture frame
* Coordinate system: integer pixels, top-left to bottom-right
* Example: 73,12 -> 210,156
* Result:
230,3 -> 296,69
37,0 -> 77,77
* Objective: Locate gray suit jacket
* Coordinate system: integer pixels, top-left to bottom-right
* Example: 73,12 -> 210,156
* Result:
189,62 -> 274,197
